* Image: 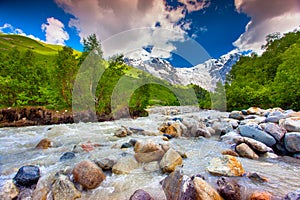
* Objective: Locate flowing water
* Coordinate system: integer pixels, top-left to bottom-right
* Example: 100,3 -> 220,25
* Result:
0,107 -> 299,199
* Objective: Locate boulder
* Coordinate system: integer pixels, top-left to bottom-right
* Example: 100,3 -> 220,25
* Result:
143,161 -> 160,172
281,117 -> 300,132
217,177 -> 241,200
165,122 -> 182,137
59,152 -> 75,162
284,188 -> 300,200
112,157 -> 139,174
35,138 -> 53,149
193,177 -> 223,200
247,107 -> 263,115
13,165 -> 40,187
52,174 -> 81,200
160,149 -> 183,173
239,125 -> 276,147
237,137 -> 273,153
207,155 -> 245,177
229,111 -> 244,120
129,189 -> 154,200
95,158 -> 115,170
135,149 -> 165,163
134,140 -> 161,153
0,180 -> 19,200
284,132 -> 300,153
235,143 -> 259,159
32,174 -> 54,200
249,191 -> 272,200
263,123 -> 286,141
72,160 -> 106,189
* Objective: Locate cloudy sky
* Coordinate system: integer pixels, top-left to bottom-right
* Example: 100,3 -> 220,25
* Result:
0,0 -> 299,66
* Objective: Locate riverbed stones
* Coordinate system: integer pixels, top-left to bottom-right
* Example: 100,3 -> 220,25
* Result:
217,177 -> 241,200
165,122 -> 182,137
237,137 -> 273,153
114,126 -> 133,137
32,174 -> 54,200
249,191 -> 272,200
229,111 -> 244,120
281,117 -> 300,132
95,158 -> 115,170
143,161 -> 160,172
112,157 -> 139,174
0,180 -> 19,200
129,189 -> 154,200
238,125 -> 276,147
284,188 -> 300,200
160,148 -> 183,173
193,177 -> 223,200
134,140 -> 165,163
134,140 -> 161,153
284,132 -> 300,153
221,149 -> 239,157
207,155 -> 245,177
263,123 -> 286,141
52,174 -> 81,200
13,165 -> 40,187
236,143 -> 259,159
72,160 -> 106,189
35,138 -> 53,149
59,152 -> 75,161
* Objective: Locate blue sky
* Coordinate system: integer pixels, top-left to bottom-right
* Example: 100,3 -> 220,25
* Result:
1,0 -> 299,67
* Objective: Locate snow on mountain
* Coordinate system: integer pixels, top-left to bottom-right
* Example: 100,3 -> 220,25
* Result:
124,49 -> 241,91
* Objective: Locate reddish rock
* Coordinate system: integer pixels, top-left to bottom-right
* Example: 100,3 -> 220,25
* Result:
72,160 -> 106,189
249,191 -> 272,200
236,143 -> 259,159
193,177 -> 223,200
217,177 -> 241,200
36,138 -> 53,149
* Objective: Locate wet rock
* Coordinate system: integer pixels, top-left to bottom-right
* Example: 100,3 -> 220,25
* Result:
112,157 -> 139,174
235,143 -> 259,159
284,188 -> 300,200
114,126 -> 132,137
237,137 -> 273,153
217,177 -> 241,200
239,125 -> 276,147
281,117 -> 300,132
246,172 -> 268,183
221,149 -> 239,157
221,131 -> 243,144
284,132 -> 300,153
32,174 -> 54,200
121,142 -> 132,149
207,155 -> 245,177
165,122 -> 182,137
143,161 -> 160,172
129,139 -> 138,146
160,148 -> 183,173
212,121 -> 233,136
134,140 -> 161,153
265,114 -> 286,123
229,111 -> 244,120
135,149 -> 165,163
193,177 -> 223,200
72,160 -> 106,189
129,189 -> 154,200
129,127 -> 144,134
0,180 -> 19,200
59,152 -> 75,161
263,123 -> 286,141
163,134 -> 173,139
249,191 -> 272,200
95,158 -> 115,170
162,171 -> 196,200
274,142 -> 289,155
13,165 -> 40,187
35,138 -> 53,149
52,174 -> 81,200
247,107 -> 263,115
288,112 -> 300,118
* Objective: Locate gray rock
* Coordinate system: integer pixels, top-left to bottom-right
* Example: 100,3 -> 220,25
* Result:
160,149 -> 182,173
239,125 -> 276,147
282,118 -> 300,132
212,121 -> 233,135
236,143 -> 259,159
52,174 -> 81,200
263,123 -> 286,141
284,132 -> 300,153
112,157 -> 139,174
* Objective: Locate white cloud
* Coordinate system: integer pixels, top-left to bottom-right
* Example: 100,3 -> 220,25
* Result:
233,0 -> 300,54
55,0 -> 210,58
41,17 -> 69,45
0,23 -> 42,41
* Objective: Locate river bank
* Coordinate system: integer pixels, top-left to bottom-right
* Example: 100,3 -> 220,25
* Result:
0,106 -> 300,199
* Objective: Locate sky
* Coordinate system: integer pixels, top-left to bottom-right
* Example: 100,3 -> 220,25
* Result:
0,0 -> 300,67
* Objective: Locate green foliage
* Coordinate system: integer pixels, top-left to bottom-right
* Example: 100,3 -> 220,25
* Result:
226,30 -> 300,111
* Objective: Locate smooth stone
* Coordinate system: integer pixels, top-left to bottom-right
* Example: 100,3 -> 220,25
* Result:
229,112 -> 244,120
249,191 -> 272,200
287,112 -> 300,118
246,172 -> 269,183
212,121 -> 233,136
263,123 -> 286,141
95,158 -> 115,170
13,165 -> 40,187
247,107 -> 263,115
72,160 -> 106,189
52,174 -> 81,200
261,152 -> 278,159
172,117 -> 183,122
129,127 -> 144,134
236,143 -> 259,159
112,157 -> 139,174
282,117 -> 300,132
59,152 -> 75,161
32,174 -> 54,200
165,122 -> 182,137
239,125 -> 276,147
143,161 -> 160,172
135,149 -> 165,163
238,137 -> 273,153
160,148 -> 183,173
121,142 -> 132,149
163,133 -> 173,139
265,114 -> 286,123
284,188 -> 300,200
207,155 -> 245,177
193,177 -> 223,200
35,138 -> 53,149
129,189 -> 154,200
217,177 -> 241,200
241,110 -> 248,115
221,149 -> 239,157
129,139 -> 138,146
0,180 -> 19,200
134,140 -> 161,153
284,132 -> 300,153
114,126 -> 132,137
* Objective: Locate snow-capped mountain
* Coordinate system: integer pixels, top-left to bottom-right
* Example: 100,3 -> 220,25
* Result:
124,49 -> 241,91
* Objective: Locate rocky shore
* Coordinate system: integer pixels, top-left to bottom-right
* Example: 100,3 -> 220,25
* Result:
1,106 -> 300,199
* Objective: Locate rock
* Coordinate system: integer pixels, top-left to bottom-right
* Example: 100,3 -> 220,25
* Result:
32,174 -> 54,200
121,142 -> 132,149
163,133 -> 173,139
0,180 -> 19,200
284,132 -> 300,153
160,148 -> 183,173
261,152 -> 278,159
212,121 -> 233,136
265,114 -> 286,123
247,107 -> 263,115
221,149 -> 239,157
239,125 -> 276,147
135,149 -> 165,163
129,127 -> 144,134
95,158 -> 115,170
207,155 -> 245,177
235,143 -> 259,159
165,122 -> 182,137
129,139 -> 138,146
237,137 -> 273,153
284,188 -> 300,200
287,112 -> 300,118
246,172 -> 269,183
13,165 -> 40,187
162,136 -> 169,141
72,160 -> 106,189
281,117 -> 300,132
193,177 -> 223,200
129,189 -> 154,200
112,157 -> 139,174
293,153 -> 300,159
114,126 -> 132,137
35,138 -> 53,149
263,123 -> 286,141
59,152 -> 75,161
249,191 -> 272,200
207,127 -> 216,135
229,111 -> 244,120
221,131 -> 243,145
17,188 -> 33,200
134,140 -> 161,153
52,174 -> 81,200
143,161 -> 160,172
217,177 -> 241,200
162,170 -> 196,200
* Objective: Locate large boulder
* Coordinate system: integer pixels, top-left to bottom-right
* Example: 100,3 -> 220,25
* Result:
160,149 -> 183,173
52,174 -> 81,200
112,157 -> 139,174
284,132 -> 300,153
193,177 -> 223,200
239,125 -> 276,147
129,189 -> 154,200
72,160 -> 106,189
13,165 -> 40,187
217,177 -> 241,200
235,143 -> 259,159
263,123 -> 286,141
281,117 -> 300,132
207,155 -> 245,177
